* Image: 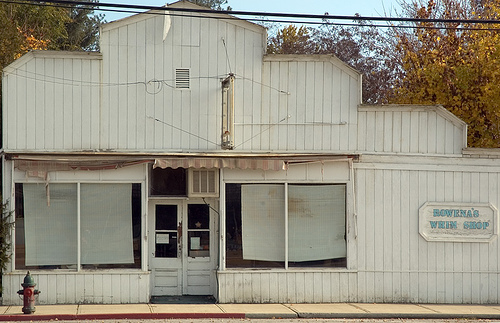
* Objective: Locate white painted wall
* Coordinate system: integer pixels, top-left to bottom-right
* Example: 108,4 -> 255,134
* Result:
2,52 -> 102,151
355,155 -> 500,304
98,5 -> 266,151
3,272 -> 150,305
358,105 -> 467,155
3,4 -> 367,154
218,156 -> 500,304
2,164 -> 149,305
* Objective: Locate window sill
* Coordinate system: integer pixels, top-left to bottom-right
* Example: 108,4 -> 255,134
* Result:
219,268 -> 356,273
7,269 -> 150,275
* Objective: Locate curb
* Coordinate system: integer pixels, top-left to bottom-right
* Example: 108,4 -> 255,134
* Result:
3,312 -> 500,321
245,313 -> 298,319
295,313 -> 500,320
0,313 -> 246,321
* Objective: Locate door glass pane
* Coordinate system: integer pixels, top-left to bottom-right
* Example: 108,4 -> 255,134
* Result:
188,231 -> 209,257
187,204 -> 210,257
188,204 -> 209,229
156,205 -> 178,230
155,205 -> 178,258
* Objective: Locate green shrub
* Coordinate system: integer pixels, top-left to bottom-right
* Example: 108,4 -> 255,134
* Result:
0,198 -> 13,272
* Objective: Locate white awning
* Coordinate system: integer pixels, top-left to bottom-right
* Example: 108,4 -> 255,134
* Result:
15,159 -> 150,172
153,158 -> 286,171
12,155 -> 355,174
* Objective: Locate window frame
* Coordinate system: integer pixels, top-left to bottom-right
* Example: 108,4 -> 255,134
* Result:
223,180 -> 350,270
13,180 -> 145,272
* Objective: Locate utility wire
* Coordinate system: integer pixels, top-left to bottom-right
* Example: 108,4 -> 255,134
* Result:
5,0 -> 500,27
2,0 -> 500,30
147,115 -> 219,146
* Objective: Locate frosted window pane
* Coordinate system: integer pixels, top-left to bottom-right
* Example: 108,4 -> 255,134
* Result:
288,185 -> 346,262
81,184 -> 134,264
241,184 -> 285,261
24,183 -> 77,266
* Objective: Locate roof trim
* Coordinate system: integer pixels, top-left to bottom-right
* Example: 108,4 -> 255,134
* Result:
463,148 -> 500,158
359,104 -> 467,128
102,0 -> 266,34
359,104 -> 468,149
264,54 -> 360,80
5,151 -> 359,160
3,50 -> 102,73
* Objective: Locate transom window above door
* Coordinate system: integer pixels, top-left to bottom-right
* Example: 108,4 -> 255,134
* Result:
149,166 -> 218,197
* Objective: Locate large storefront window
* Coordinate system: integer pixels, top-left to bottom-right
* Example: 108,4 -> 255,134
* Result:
226,183 -> 346,268
15,183 -> 142,270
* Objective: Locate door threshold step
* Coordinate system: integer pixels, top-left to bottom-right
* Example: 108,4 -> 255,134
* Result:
150,295 -> 216,304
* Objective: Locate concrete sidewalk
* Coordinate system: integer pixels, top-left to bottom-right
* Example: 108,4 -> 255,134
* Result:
1,303 -> 500,321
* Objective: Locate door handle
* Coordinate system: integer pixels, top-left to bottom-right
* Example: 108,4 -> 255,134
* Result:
177,221 -> 182,255
177,221 -> 182,239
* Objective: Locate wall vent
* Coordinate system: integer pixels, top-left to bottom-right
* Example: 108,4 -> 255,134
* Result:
188,169 -> 218,197
175,68 -> 190,89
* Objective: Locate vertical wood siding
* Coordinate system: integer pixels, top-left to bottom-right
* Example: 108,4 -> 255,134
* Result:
3,54 -> 101,151
99,14 -> 265,151
4,14 -> 367,153
355,165 -> 499,304
255,57 -> 360,152
358,105 -> 467,155
2,272 -> 150,305
218,162 -> 500,304
218,271 -> 358,303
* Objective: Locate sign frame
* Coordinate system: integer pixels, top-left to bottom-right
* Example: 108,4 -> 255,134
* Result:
419,202 -> 498,242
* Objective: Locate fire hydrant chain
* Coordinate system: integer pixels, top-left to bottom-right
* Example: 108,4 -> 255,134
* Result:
17,271 -> 41,314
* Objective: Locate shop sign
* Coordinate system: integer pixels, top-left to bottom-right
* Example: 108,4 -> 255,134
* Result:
419,202 -> 498,242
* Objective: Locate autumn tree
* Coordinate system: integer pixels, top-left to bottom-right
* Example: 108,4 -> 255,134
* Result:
390,0 -> 500,147
0,2 -> 68,64
0,0 -> 103,73
0,2 -> 67,146
0,1 -> 103,146
57,0 -> 104,51
267,23 -> 394,104
312,23 -> 396,104
267,25 -> 318,54
189,0 -> 231,10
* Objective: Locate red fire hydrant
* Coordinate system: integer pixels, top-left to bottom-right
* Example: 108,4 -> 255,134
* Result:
17,271 -> 41,314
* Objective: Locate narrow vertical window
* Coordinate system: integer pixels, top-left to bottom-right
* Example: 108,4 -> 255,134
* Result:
221,74 -> 235,149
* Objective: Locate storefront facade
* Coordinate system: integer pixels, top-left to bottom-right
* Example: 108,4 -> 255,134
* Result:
2,1 -> 500,304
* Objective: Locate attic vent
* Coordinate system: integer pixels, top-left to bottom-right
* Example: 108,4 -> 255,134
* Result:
175,68 -> 190,89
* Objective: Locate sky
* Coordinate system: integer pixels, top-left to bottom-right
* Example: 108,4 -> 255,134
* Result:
102,0 -> 401,23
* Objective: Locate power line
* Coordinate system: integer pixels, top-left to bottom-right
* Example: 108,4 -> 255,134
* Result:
7,0 -> 500,26
2,0 -> 500,31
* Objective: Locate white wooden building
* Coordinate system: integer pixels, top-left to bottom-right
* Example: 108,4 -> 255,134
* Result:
2,0 -> 500,304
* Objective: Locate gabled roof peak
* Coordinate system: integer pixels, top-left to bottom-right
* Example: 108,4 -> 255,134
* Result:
102,0 -> 265,34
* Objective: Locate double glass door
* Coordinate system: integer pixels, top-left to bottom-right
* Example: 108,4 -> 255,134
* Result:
149,200 -> 215,296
